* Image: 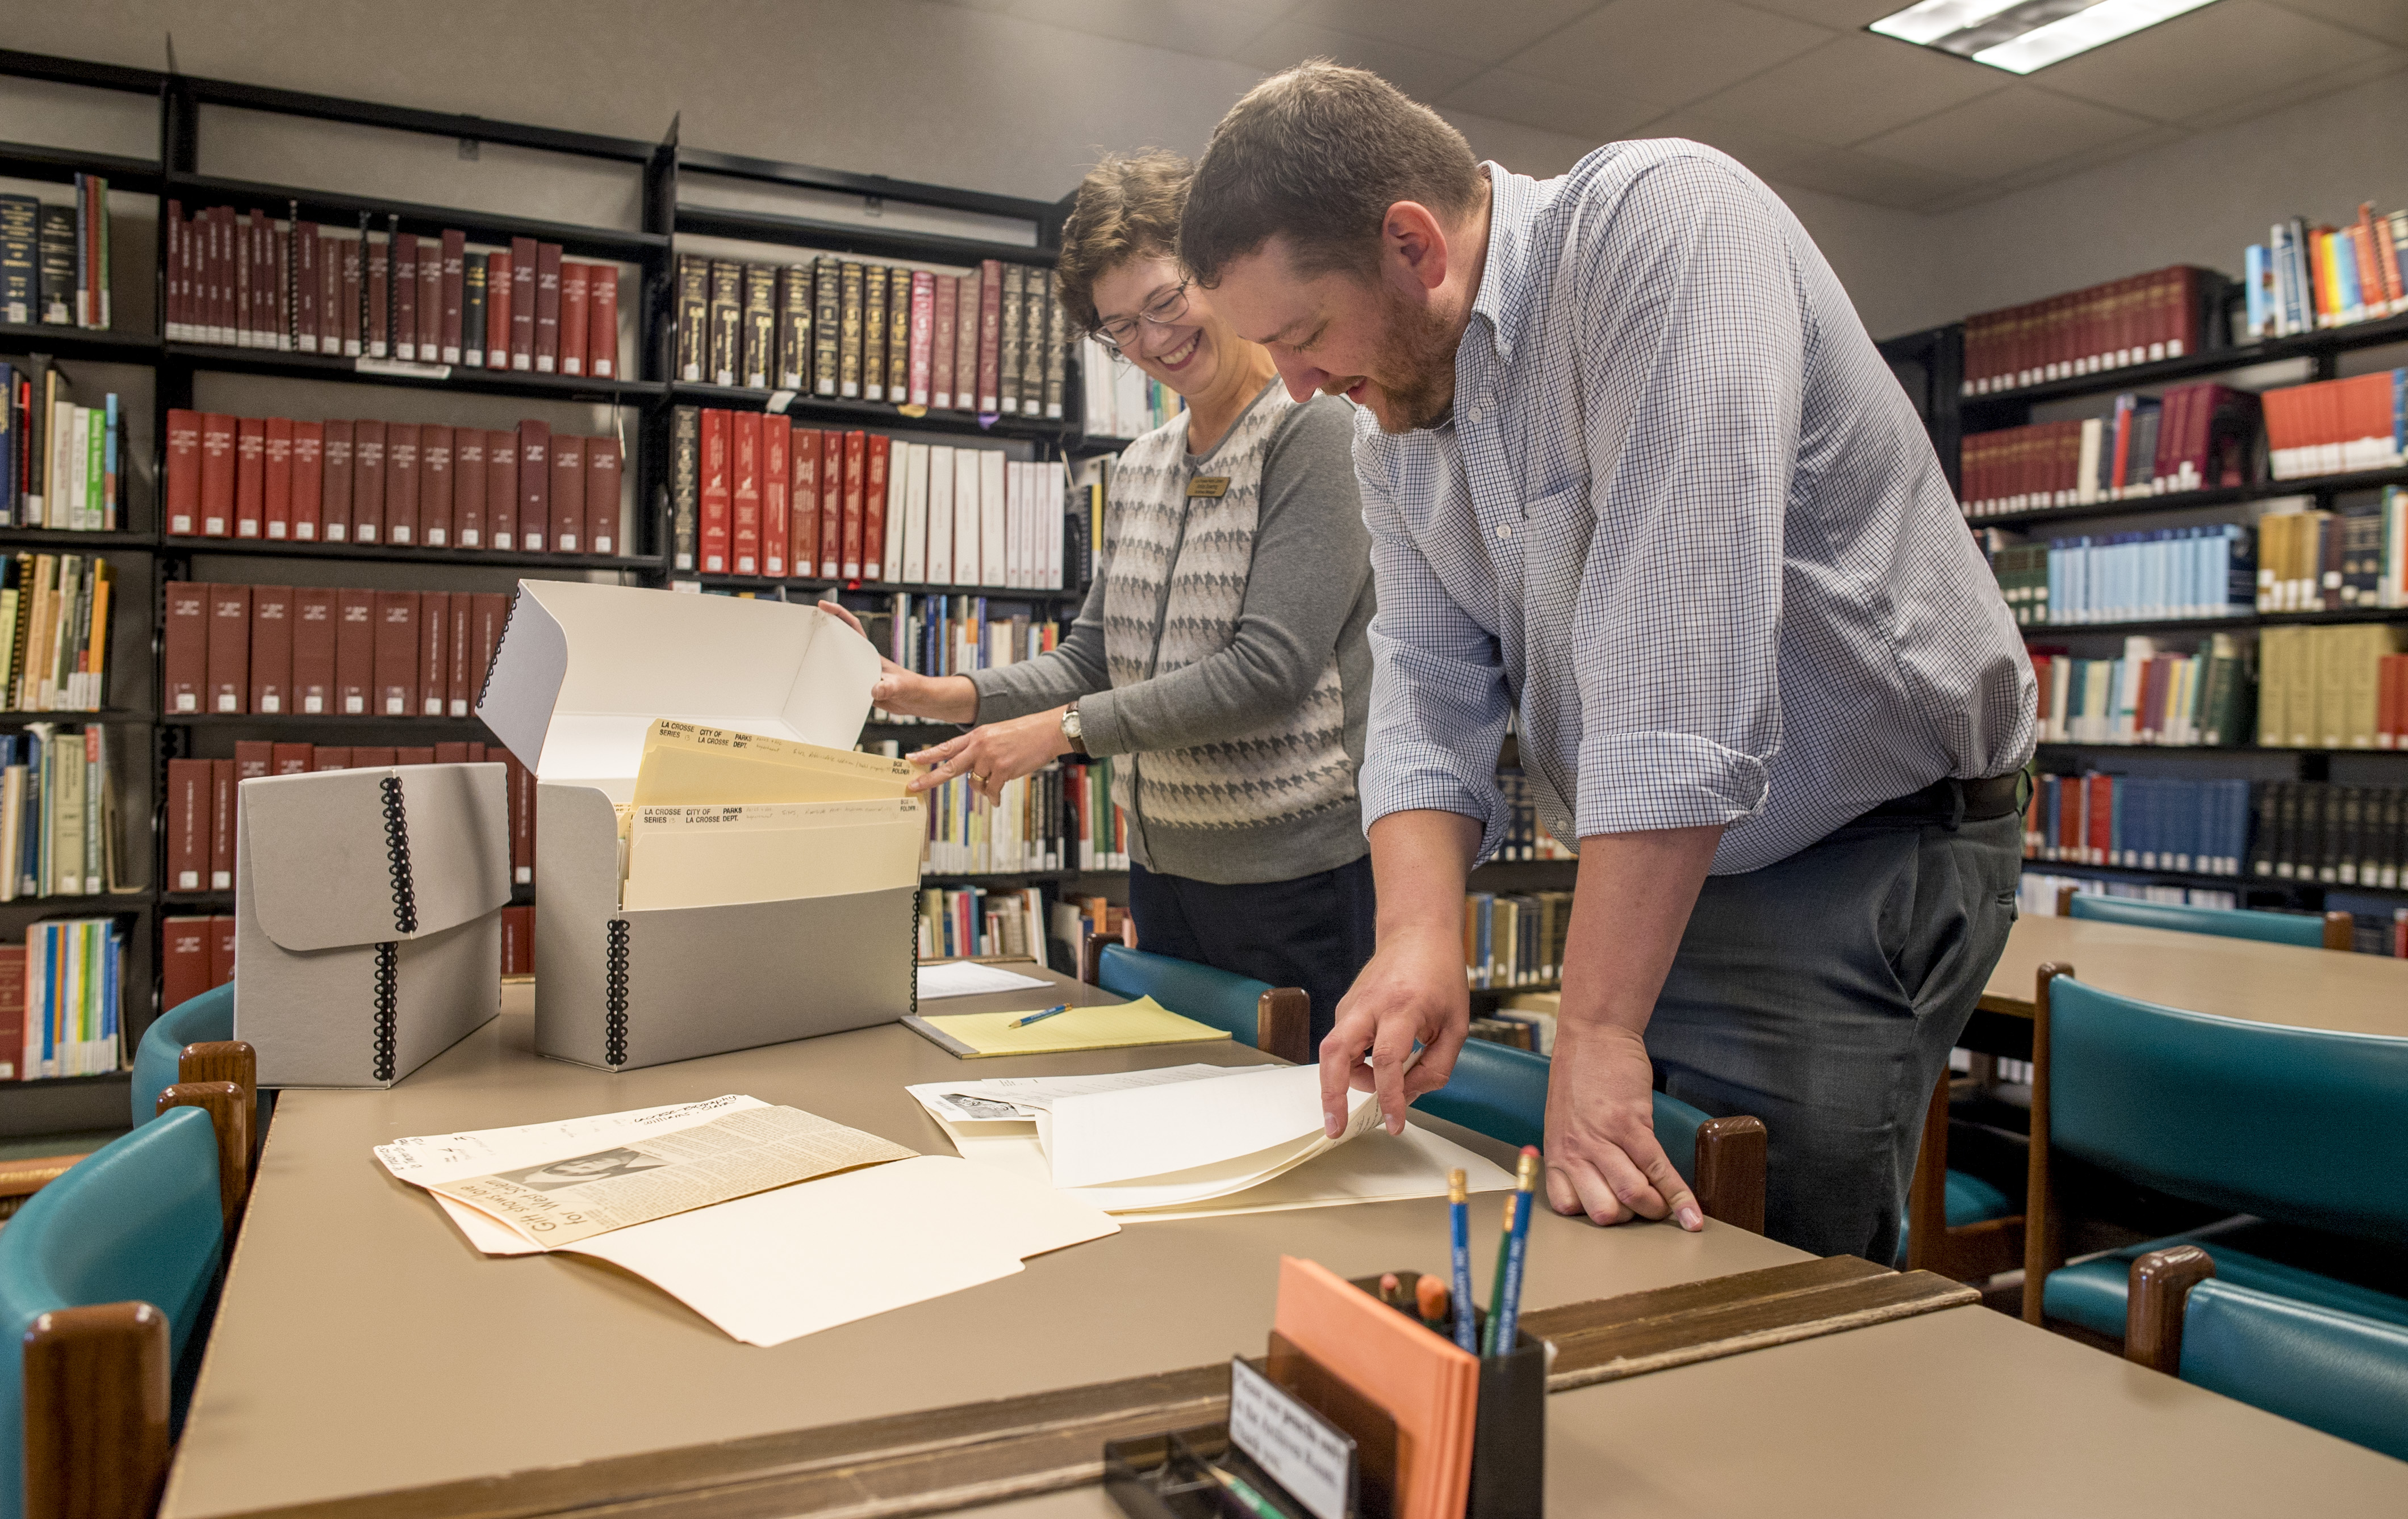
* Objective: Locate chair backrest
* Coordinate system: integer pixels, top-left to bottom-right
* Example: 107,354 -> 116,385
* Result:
0,1106 -> 225,1519
129,983 -> 235,1128
2046,974 -> 2408,1242
1095,944 -> 1274,1049
2180,1279 -> 2408,1463
1408,1037 -> 1717,1188
2066,894 -> 2339,949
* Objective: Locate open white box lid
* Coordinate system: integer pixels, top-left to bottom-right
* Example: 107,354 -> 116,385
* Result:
476,581 -> 881,802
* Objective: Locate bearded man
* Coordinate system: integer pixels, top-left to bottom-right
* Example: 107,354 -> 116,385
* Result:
1181,61 -> 2035,1261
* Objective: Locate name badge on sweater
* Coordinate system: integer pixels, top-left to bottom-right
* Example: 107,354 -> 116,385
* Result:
1186,476 -> 1230,498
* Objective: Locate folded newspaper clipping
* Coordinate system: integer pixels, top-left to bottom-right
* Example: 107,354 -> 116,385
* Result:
421,1103 -> 914,1247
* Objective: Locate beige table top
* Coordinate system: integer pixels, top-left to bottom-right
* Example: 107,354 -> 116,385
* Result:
1981,913 -> 2408,1036
162,965 -> 1803,1518
971,1302 -> 2408,1517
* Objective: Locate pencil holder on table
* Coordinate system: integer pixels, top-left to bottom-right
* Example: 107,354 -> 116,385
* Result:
1349,1270 -> 1546,1519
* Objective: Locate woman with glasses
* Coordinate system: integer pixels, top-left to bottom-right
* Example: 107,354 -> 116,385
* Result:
823,148 -> 1376,1043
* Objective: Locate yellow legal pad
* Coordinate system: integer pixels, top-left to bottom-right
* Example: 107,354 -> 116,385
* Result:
899,997 -> 1232,1058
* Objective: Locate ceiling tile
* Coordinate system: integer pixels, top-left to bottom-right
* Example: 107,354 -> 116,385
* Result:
1283,0 -> 1605,66
1229,20 -> 1493,99
2025,0 -> 2394,127
1730,0 -> 1904,24
1001,0 -> 1286,57
1630,107 -> 1834,178
1857,84 -> 2162,181
1770,147 -> 1978,208
1437,69 -> 1671,141
1502,0 -> 1834,104
2178,51 -> 2408,131
2260,0 -> 2408,48
1683,32 -> 2008,147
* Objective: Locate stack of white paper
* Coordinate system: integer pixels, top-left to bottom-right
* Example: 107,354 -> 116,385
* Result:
914,960 -> 1053,999
375,1095 -> 1118,1346
905,1065 -> 1517,1220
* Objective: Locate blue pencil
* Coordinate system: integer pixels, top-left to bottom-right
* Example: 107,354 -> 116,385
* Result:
1448,1169 -> 1477,1353
1491,1147 -> 1540,1355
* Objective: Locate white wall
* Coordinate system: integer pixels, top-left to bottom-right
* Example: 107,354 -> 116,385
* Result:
1916,66 -> 2408,333
3,0 -> 1940,338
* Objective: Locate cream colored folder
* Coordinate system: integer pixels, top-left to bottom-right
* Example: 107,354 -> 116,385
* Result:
622,799 -> 925,911
631,720 -> 914,808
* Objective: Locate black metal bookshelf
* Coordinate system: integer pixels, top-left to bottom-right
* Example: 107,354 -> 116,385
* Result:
1889,286 -> 2408,948
1966,463 -> 2408,531
0,46 -> 1101,1128
1959,307 -> 2408,419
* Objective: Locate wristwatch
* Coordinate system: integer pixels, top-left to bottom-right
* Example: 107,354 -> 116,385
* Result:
1060,705 -> 1087,756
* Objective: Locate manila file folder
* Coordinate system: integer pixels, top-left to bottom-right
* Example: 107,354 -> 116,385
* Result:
478,581 -> 922,1072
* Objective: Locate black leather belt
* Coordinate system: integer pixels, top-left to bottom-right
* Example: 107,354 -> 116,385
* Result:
1855,773 -> 2025,830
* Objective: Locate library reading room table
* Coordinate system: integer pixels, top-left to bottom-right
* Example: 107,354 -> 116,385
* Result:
1982,911 -> 2408,1034
163,966 -> 2408,1518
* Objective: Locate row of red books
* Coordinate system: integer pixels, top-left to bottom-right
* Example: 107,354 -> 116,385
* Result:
2264,369 -> 2407,479
1958,383 -> 2259,515
161,916 -> 235,1010
163,584 -> 510,719
680,408 -> 915,580
164,742 -> 534,898
164,411 -> 625,554
165,204 -> 621,377
1963,265 -> 2221,396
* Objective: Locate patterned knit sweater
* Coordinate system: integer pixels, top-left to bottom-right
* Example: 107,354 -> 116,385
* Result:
967,382 -> 1373,885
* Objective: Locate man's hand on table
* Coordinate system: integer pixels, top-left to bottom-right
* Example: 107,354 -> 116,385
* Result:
1542,1022 -> 1701,1231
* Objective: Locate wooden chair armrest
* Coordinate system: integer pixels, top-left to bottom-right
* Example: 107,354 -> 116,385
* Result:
1904,1072 -> 1950,1273
157,1080 -> 253,1225
2023,961 -> 2072,1324
0,1153 -> 90,1200
23,1300 -> 170,1519
2126,1244 -> 2217,1375
2322,910 -> 2355,951
2055,883 -> 2076,917
179,1038 -> 255,1094
1692,1115 -> 1766,1233
1255,987 -> 1311,1067
1077,928 -> 1104,988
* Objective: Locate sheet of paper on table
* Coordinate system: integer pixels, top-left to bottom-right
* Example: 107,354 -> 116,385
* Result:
905,1065 -> 1516,1219
903,995 -> 1232,1057
375,1099 -> 1117,1346
914,960 -> 1055,1000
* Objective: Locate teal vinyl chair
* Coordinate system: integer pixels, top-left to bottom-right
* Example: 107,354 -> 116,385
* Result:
130,982 -> 235,1127
2023,965 -> 2408,1338
2126,1244 -> 2408,1463
1086,941 -> 1310,1066
0,1087 -> 246,1519
1410,1037 -> 1767,1232
2064,889 -> 2351,950
1902,1057 -> 2023,1282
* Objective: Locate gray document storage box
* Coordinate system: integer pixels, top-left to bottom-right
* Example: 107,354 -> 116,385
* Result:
235,763 -> 511,1088
476,580 -> 915,1073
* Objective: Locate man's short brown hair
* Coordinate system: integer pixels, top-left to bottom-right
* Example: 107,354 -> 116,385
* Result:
1181,60 -> 1482,287
1054,148 -> 1192,337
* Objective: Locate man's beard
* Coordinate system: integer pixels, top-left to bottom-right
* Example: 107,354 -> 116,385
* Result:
1335,287 -> 1457,434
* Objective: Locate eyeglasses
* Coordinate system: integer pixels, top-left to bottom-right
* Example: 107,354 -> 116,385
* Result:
1092,279 -> 1191,361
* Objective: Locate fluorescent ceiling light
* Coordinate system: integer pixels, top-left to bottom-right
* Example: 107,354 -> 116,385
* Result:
1870,1 -> 2027,47
1868,0 -> 2221,73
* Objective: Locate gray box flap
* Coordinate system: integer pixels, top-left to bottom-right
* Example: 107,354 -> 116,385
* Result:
243,765 -> 511,953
